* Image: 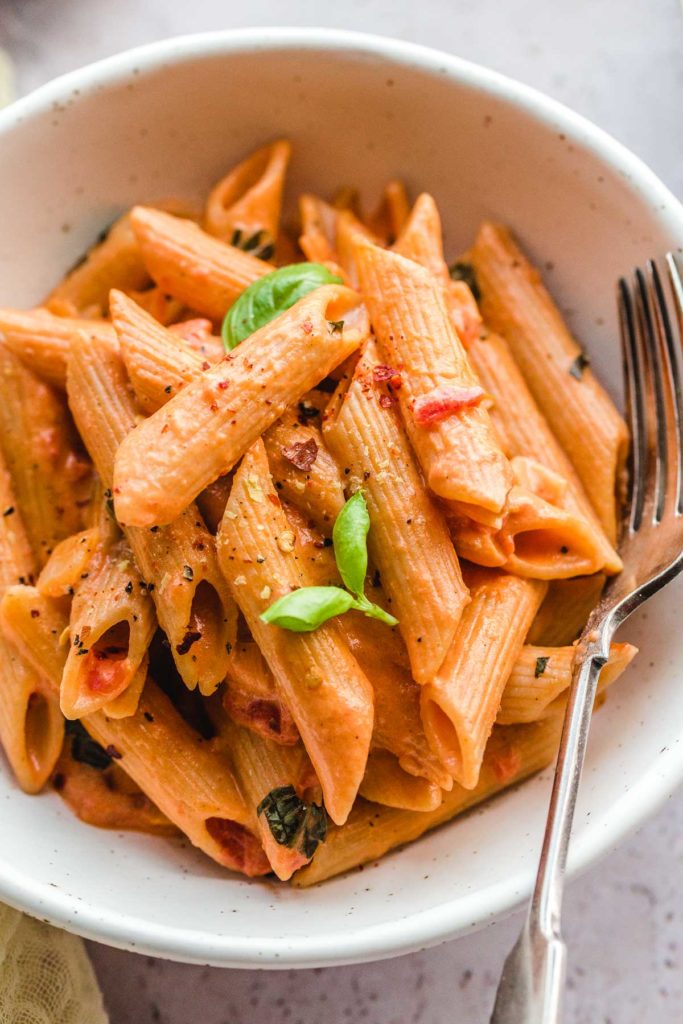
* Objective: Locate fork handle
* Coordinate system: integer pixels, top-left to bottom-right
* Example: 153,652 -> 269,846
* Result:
490,645 -> 608,1024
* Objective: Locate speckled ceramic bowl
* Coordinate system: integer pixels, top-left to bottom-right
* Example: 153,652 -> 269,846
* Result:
0,28 -> 681,968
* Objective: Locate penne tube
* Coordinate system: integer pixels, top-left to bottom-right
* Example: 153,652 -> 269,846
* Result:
36,527 -> 100,598
211,708 -> 318,880
421,568 -> 547,789
298,194 -> 341,266
392,193 -> 483,346
470,223 -> 629,542
217,440 -> 374,826
113,284 -> 368,527
0,343 -> 91,566
528,574 -> 606,646
45,212 -> 152,317
353,236 -> 512,514
51,736 -> 177,834
130,206 -> 271,320
0,308 -> 116,389
367,180 -> 410,244
111,289 -> 206,413
323,335 -> 469,682
224,641 -> 300,746
0,586 -> 69,693
264,407 -> 346,536
67,331 -> 237,693
204,140 -> 291,251
468,329 -> 621,573
0,460 -> 64,792
497,641 -> 637,725
60,535 -> 156,718
294,715 -> 562,886
359,749 -> 442,812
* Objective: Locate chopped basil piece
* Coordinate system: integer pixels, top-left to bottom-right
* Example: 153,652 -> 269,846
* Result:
568,352 -> 590,380
535,656 -> 550,678
449,261 -> 480,300
66,720 -> 112,769
256,784 -> 327,857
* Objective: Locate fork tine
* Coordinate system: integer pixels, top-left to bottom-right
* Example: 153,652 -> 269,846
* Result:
635,267 -> 668,523
618,278 -> 646,531
650,258 -> 683,514
666,253 -> 683,340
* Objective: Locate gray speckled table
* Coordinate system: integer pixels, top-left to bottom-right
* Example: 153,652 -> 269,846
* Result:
2,1 -> 681,1021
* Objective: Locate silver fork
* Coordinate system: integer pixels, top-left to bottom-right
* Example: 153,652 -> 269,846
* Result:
489,253 -> 683,1024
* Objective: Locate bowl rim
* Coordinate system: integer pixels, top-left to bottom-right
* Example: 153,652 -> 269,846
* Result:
0,27 -> 682,969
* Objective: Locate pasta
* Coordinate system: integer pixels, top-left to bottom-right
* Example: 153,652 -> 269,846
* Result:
0,142 -> 635,884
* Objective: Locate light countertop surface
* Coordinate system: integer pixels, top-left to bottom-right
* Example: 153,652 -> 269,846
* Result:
1,1 -> 681,1021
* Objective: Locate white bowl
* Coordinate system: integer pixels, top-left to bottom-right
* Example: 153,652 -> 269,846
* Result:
0,29 -> 681,969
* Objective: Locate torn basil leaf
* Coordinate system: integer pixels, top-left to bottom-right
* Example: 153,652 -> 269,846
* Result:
449,261 -> 480,301
257,785 -> 327,857
534,656 -> 550,678
333,491 -> 370,597
221,262 -> 343,351
66,719 -> 112,770
260,585 -> 356,632
568,352 -> 590,380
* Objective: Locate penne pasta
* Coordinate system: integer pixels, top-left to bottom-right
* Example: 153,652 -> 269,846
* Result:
298,194 -> 341,266
204,140 -> 291,251
217,440 -> 374,825
130,206 -> 271,320
497,641 -> 637,725
67,331 -> 237,694
421,568 -> 547,789
0,343 -> 91,566
359,749 -> 443,812
113,284 -> 368,527
528,574 -> 607,646
224,641 -> 300,746
294,714 -> 562,886
353,236 -> 512,514
470,223 -> 629,542
36,527 -> 100,598
323,335 -> 469,682
367,180 -> 411,244
0,459 -> 64,793
0,308 -> 116,389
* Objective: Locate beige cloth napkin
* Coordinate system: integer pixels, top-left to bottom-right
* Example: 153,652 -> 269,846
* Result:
0,48 -> 108,1024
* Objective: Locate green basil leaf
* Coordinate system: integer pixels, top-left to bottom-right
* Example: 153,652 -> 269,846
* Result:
333,491 -> 370,597
353,593 -> 399,627
222,262 -> 344,351
256,785 -> 327,857
260,586 -> 355,632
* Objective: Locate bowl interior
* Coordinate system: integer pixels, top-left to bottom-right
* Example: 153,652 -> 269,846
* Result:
0,32 -> 681,967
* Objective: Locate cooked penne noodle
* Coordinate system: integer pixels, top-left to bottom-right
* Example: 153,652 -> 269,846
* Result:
470,223 -> 629,541
211,709 -> 316,880
224,641 -> 300,746
60,534 -> 156,718
353,236 -> 512,514
217,440 -> 374,825
324,335 -> 469,681
421,568 -> 547,789
67,331 -> 237,693
130,206 -> 271,320
528,574 -> 607,646
45,212 -> 152,317
0,461 -> 64,793
204,140 -> 291,251
113,285 -> 368,527
468,329 -> 621,572
359,749 -> 442,812
0,585 -> 69,692
0,309 -> 116,389
0,344 -> 91,566
264,407 -> 346,536
497,641 -> 637,725
36,527 -> 100,598
298,194 -> 341,266
367,180 -> 410,244
294,715 -> 562,886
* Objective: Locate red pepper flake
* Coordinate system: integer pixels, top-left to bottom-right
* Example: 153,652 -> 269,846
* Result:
30,608 -> 40,619
379,394 -> 397,409
267,493 -> 280,508
373,364 -> 402,387
217,380 -> 229,390
413,385 -> 485,425
105,744 -> 123,760
201,360 -> 211,371
176,630 -> 202,655
302,319 -> 314,335
210,401 -> 219,412
281,437 -> 319,472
